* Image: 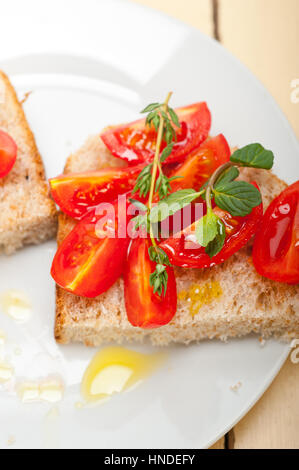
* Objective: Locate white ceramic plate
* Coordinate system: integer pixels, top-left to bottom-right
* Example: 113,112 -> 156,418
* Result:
0,0 -> 297,450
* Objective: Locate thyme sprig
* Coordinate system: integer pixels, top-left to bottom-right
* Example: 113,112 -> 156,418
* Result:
132,96 -> 181,200
146,93 -> 175,296
131,92 -> 182,296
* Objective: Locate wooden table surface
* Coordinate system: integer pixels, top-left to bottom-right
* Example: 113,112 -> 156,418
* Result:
134,0 -> 299,449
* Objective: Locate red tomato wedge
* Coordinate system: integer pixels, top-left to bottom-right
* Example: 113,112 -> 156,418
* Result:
51,202 -> 129,298
164,134 -> 231,194
50,164 -> 143,219
124,238 -> 177,328
101,102 -> 211,165
253,180 -> 299,284
160,183 -> 263,268
0,130 -> 17,178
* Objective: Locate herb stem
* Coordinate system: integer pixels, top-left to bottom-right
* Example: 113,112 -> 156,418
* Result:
148,92 -> 172,250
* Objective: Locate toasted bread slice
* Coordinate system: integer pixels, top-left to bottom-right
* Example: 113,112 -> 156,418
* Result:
55,135 -> 299,346
0,71 -> 57,254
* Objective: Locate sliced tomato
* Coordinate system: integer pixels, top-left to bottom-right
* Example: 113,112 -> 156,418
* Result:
160,183 -> 263,268
50,164 -> 143,219
164,134 -> 230,194
124,238 -> 177,328
0,130 -> 17,178
51,201 -> 129,298
252,181 -> 299,284
101,102 -> 211,165
199,133 -> 231,166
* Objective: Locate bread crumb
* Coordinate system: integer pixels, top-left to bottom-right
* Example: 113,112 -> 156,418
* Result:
6,436 -> 16,446
20,91 -> 32,105
259,337 -> 266,347
230,381 -> 242,392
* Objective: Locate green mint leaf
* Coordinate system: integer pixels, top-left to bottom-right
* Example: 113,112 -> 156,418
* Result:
195,208 -> 219,247
149,189 -> 198,223
152,114 -> 160,131
141,103 -> 161,113
155,174 -> 162,192
213,181 -> 262,216
158,178 -> 171,198
215,166 -> 239,187
205,219 -> 226,258
159,248 -> 171,266
132,163 -> 152,197
153,278 -> 161,295
161,274 -> 168,296
132,214 -> 148,231
155,264 -> 166,275
230,143 -> 274,169
140,183 -> 151,197
165,128 -> 173,145
146,111 -> 157,125
168,107 -> 180,128
129,198 -> 148,212
160,143 -> 174,162
199,180 -> 209,196
161,110 -> 169,122
148,245 -> 156,262
154,174 -> 172,198
168,175 -> 184,182
139,163 -> 153,177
